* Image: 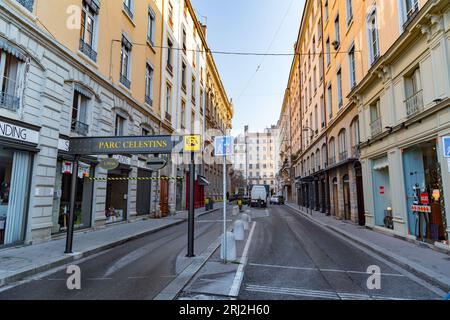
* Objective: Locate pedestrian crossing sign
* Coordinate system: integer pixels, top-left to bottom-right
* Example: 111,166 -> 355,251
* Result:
214,136 -> 233,156
443,136 -> 450,158
184,135 -> 201,152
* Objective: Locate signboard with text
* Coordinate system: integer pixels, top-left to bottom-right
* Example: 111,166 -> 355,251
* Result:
184,135 -> 201,152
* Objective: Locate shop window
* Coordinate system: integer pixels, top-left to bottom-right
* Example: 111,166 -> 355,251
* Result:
0,50 -> 24,112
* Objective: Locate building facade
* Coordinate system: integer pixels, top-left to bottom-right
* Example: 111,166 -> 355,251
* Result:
0,0 -> 229,248
350,0 -> 450,246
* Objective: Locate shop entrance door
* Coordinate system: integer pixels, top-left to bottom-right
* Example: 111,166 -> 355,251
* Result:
105,169 -> 129,223
343,175 -> 351,220
332,178 -> 338,217
136,169 -> 152,216
160,177 -> 169,217
354,162 -> 366,226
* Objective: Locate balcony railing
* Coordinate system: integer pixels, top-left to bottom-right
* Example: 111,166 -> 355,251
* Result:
79,39 -> 97,62
0,91 -> 20,111
16,0 -> 34,12
339,151 -> 348,162
165,112 -> 172,122
351,145 -> 360,158
405,90 -> 423,118
145,95 -> 153,106
120,75 -> 131,89
71,120 -> 89,136
370,117 -> 382,137
403,4 -> 419,31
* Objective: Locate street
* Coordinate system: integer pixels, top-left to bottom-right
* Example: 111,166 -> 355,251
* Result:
238,205 -> 442,300
0,204 -> 443,300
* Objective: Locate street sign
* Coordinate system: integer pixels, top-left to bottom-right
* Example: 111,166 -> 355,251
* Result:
184,135 -> 201,152
147,158 -> 167,171
214,136 -> 233,156
443,136 -> 450,158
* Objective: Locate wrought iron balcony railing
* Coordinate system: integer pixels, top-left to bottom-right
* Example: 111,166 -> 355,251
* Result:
0,91 -> 20,111
71,120 -> 89,136
339,151 -> 348,162
79,39 -> 97,62
405,89 -> 423,118
370,117 -> 382,137
120,75 -> 131,89
16,0 -> 34,12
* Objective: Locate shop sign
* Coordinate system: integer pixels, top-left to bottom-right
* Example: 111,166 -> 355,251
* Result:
99,158 -> 119,170
443,136 -> 450,158
62,162 -> 72,174
411,204 -> 431,213
420,192 -> 429,205
68,135 -> 175,155
113,155 -> 132,166
0,120 -> 39,144
379,186 -> 385,195
184,135 -> 201,152
77,162 -> 90,178
58,138 -> 70,152
147,158 -> 167,171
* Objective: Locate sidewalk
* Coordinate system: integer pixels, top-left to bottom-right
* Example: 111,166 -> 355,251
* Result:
285,203 -> 450,292
0,206 -> 218,288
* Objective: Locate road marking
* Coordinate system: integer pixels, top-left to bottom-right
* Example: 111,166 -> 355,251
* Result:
196,220 -> 233,223
229,221 -> 257,297
248,263 -> 404,277
245,284 -> 407,300
86,277 -> 113,281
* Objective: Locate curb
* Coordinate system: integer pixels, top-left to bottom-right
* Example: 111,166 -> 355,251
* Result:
285,204 -> 450,293
0,208 -> 219,289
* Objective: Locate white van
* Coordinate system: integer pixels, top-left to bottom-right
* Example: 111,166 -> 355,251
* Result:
250,185 -> 268,207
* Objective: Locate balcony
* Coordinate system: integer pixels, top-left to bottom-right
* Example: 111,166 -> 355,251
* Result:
405,90 -> 423,118
403,4 -> 419,31
0,91 -> 20,111
166,63 -> 173,76
79,39 -> 97,62
16,0 -> 34,12
120,75 -> 131,89
145,95 -> 153,106
71,120 -> 89,136
351,145 -> 360,158
370,117 -> 382,137
328,156 -> 336,166
191,96 -> 196,105
339,151 -> 348,162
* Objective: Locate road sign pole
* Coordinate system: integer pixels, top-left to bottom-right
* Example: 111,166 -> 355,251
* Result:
223,153 -> 227,263
187,151 -> 195,257
65,155 -> 79,254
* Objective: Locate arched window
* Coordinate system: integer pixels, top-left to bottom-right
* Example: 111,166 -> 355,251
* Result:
316,148 -> 321,170
338,129 -> 347,160
329,137 -> 336,164
350,116 -> 360,157
322,143 -> 327,167
311,153 -> 315,172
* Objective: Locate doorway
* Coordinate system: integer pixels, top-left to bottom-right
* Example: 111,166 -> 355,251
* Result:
136,169 -> 152,216
332,177 -> 338,217
105,169 -> 129,223
343,174 -> 351,220
160,177 -> 169,217
354,162 -> 366,226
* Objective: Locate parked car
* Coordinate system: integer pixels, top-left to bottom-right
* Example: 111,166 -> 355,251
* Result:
270,195 -> 279,204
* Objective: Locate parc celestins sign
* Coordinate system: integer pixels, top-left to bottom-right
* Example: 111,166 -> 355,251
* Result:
68,135 -> 178,155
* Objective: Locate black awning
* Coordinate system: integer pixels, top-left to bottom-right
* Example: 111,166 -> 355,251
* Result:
197,175 -> 210,186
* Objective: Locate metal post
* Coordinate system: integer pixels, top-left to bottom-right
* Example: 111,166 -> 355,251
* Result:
65,155 -> 79,254
223,154 -> 227,263
187,151 -> 195,257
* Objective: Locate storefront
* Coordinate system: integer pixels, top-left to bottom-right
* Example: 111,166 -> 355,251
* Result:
402,140 -> 447,242
51,158 -> 94,234
105,164 -> 130,223
0,119 -> 38,247
371,156 -> 392,228
136,166 -> 153,216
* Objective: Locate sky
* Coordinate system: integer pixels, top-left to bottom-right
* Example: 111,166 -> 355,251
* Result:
191,0 -> 305,136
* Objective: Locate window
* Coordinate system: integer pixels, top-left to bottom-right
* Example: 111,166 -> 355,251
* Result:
348,44 -> 356,89
404,67 -> 423,117
350,117 -> 360,157
190,110 -> 195,134
142,128 -> 150,136
334,15 -> 340,48
192,49 -> 197,69
181,100 -> 186,129
320,95 -> 325,127
123,0 -> 134,19
325,37 -> 331,66
337,68 -> 343,107
327,84 -> 333,119
16,0 -> 34,12
329,138 -> 336,164
167,38 -> 173,74
191,76 -> 196,104
147,7 -> 156,46
367,9 -> 380,65
182,27 -> 187,53
145,63 -> 154,105
168,1 -> 174,27
313,66 -> 317,92
370,99 -> 381,136
324,0 -> 329,21
79,0 -> 99,62
400,0 -> 419,31
346,0 -> 353,26
115,114 -> 126,136
181,62 -> 187,92
338,129 -> 347,160
120,35 -> 132,89
200,89 -> 204,115
71,90 -> 89,136
314,105 -> 318,133
0,50 -> 23,111
165,84 -> 172,121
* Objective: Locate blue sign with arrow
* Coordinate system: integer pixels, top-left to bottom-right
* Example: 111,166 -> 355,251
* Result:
214,136 -> 233,156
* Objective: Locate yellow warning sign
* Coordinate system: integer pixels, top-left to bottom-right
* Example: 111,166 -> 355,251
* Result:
184,135 -> 201,152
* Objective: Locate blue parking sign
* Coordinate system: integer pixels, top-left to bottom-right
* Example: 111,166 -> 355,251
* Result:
443,136 -> 450,158
214,136 -> 233,156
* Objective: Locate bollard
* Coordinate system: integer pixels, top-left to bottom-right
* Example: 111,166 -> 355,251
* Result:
234,220 -> 245,241
241,213 -> 249,230
220,231 -> 236,261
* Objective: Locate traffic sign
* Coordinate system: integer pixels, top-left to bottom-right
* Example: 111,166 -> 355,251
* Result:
214,136 -> 233,156
443,136 -> 450,158
184,135 -> 201,152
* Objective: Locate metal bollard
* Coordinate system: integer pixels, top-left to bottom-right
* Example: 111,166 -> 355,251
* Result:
234,220 -> 245,241
220,231 -> 236,261
241,213 -> 249,230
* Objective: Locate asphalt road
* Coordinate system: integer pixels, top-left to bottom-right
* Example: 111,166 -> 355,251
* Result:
238,205 -> 443,300
0,209 -> 235,300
